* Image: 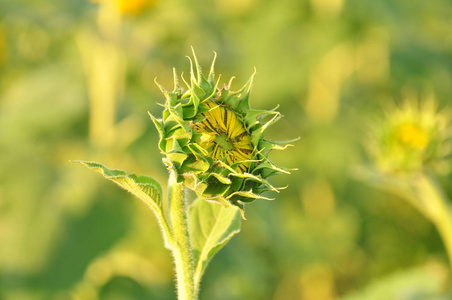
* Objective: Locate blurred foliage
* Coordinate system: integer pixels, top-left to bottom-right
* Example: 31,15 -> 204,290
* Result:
1,0 -> 452,299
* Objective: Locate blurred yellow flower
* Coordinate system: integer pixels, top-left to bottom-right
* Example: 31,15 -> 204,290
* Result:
91,0 -> 155,15
117,0 -> 153,15
370,97 -> 451,173
396,123 -> 429,150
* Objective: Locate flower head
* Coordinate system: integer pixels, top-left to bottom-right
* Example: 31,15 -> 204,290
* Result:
150,50 -> 294,212
193,101 -> 253,173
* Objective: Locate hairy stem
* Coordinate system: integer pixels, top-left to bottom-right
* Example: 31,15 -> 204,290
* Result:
168,172 -> 196,300
415,173 -> 452,270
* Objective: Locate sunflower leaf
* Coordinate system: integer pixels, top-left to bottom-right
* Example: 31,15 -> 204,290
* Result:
73,160 -> 173,248
189,198 -> 241,292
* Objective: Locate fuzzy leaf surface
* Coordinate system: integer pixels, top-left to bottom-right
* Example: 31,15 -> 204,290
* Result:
75,160 -> 163,208
189,198 -> 241,290
73,161 -> 173,246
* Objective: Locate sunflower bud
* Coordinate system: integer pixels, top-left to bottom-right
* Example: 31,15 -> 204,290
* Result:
150,50 -> 294,210
369,97 -> 451,174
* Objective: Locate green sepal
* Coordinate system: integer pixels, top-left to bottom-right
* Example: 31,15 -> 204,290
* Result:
228,69 -> 256,112
165,135 -> 186,155
165,105 -> 192,136
228,176 -> 245,194
182,156 -> 210,174
227,190 -> 274,202
186,56 -> 207,100
203,175 -> 230,197
202,196 -> 234,209
182,92 -> 200,119
154,78 -> 178,104
149,112 -> 166,152
166,126 -> 191,149
210,172 -> 232,184
258,138 -> 299,154
244,107 -> 280,129
251,112 -> 282,146
229,171 -> 268,184
165,137 -> 189,170
187,142 -> 210,158
253,160 -> 293,177
189,49 -> 214,96
183,172 -> 208,195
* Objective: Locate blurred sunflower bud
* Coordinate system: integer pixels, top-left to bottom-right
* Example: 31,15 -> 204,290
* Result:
363,97 -> 452,271
369,97 -> 451,174
150,51 -> 294,210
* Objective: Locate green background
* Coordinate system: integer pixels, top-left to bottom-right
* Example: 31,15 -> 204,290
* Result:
1,0 -> 452,299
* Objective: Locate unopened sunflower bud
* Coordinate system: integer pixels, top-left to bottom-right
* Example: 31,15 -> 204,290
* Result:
150,50 -> 295,211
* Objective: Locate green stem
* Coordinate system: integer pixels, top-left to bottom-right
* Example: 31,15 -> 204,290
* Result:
168,172 -> 196,300
415,173 -> 452,270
